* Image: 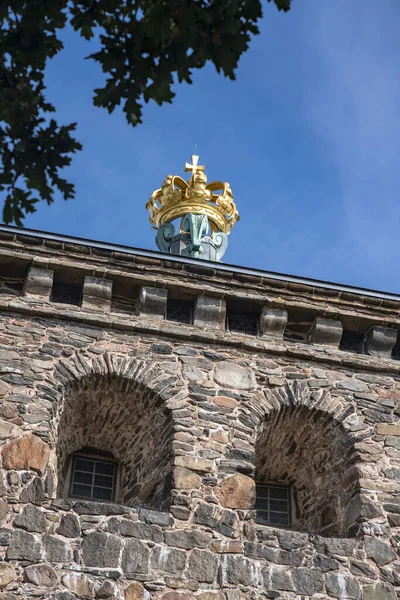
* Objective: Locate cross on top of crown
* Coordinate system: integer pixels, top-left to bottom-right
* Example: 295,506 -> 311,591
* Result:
185,155 -> 204,180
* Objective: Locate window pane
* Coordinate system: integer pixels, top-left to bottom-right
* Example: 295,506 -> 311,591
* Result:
255,486 -> 270,499
256,512 -> 270,525
255,484 -> 290,526
270,499 -> 288,512
73,471 -> 93,485
71,455 -> 116,502
72,483 -> 92,498
95,462 -> 115,476
74,458 -> 95,473
93,486 -> 113,500
269,487 -> 288,500
94,474 -> 114,488
269,512 -> 289,525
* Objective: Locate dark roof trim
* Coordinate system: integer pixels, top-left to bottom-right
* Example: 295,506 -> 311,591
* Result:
1,224 -> 399,302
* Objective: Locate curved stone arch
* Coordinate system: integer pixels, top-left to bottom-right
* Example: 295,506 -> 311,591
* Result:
241,380 -> 370,537
40,351 -> 188,510
44,350 -> 186,410
246,379 -> 370,439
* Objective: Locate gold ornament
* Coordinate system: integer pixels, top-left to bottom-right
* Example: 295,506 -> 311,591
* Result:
146,155 -> 240,234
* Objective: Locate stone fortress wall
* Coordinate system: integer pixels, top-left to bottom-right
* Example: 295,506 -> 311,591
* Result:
0,228 -> 398,600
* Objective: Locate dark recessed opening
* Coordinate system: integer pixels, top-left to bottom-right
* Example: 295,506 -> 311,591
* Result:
52,281 -> 83,306
0,259 -> 28,296
111,277 -> 139,315
166,299 -> 193,324
391,335 -> 400,360
339,331 -> 364,354
226,310 -> 259,336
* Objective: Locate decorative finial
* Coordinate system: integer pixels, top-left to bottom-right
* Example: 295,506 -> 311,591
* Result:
185,155 -> 204,181
145,155 -> 239,262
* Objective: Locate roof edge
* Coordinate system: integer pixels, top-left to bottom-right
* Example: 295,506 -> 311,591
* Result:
1,224 -> 399,303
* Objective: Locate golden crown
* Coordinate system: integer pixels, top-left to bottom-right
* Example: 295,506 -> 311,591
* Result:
146,155 -> 240,235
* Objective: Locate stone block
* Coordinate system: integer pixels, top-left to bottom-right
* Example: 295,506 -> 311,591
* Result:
151,546 -> 185,575
139,286 -> 167,319
125,583 -> 146,600
62,573 -> 95,598
2,434 -> 50,475
174,455 -> 214,472
376,423 -> 400,436
325,573 -> 361,599
109,519 -> 162,543
173,467 -> 202,490
269,567 -> 294,591
292,567 -> 324,595
0,501 -> 7,524
121,539 -> 149,575
56,513 -> 81,538
139,508 -> 170,526
216,474 -> 255,509
224,555 -> 260,586
20,477 -> 45,505
363,326 -> 397,358
260,307 -> 288,338
0,420 -> 20,441
14,504 -> 48,533
214,363 -> 255,390
7,529 -> 42,562
364,536 -> 397,566
96,581 -> 116,599
188,549 -> 218,583
164,529 -> 211,549
194,297 -> 226,330
363,583 -> 396,600
308,317 -> 343,347
82,532 -> 122,568
23,266 -> 53,299
161,594 -> 194,600
0,564 -> 16,589
82,276 -> 113,312
25,564 -> 58,588
43,534 -> 73,563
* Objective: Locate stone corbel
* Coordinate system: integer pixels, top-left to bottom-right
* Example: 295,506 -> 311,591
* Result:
260,307 -> 288,338
139,286 -> 167,320
82,276 -> 113,313
308,317 -> 343,347
23,266 -> 54,300
363,326 -> 398,358
194,296 -> 226,329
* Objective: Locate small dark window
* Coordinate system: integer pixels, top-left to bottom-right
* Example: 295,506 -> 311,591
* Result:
52,282 -> 82,306
166,299 -> 193,324
255,483 -> 290,526
339,331 -> 363,354
227,311 -> 259,336
70,454 -> 117,501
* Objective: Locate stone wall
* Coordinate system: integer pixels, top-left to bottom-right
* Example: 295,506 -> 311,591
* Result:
0,312 -> 399,600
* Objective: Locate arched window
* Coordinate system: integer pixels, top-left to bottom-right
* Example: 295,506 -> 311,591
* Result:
55,374 -> 174,510
255,405 -> 360,537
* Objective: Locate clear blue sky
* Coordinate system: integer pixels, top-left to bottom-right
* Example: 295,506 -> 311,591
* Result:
19,0 -> 400,293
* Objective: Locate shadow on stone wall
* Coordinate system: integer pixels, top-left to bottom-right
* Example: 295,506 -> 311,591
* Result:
42,352 -> 186,512
255,404 -> 360,537
54,373 -> 174,510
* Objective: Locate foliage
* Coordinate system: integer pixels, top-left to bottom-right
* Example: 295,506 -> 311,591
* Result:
0,0 -> 291,225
